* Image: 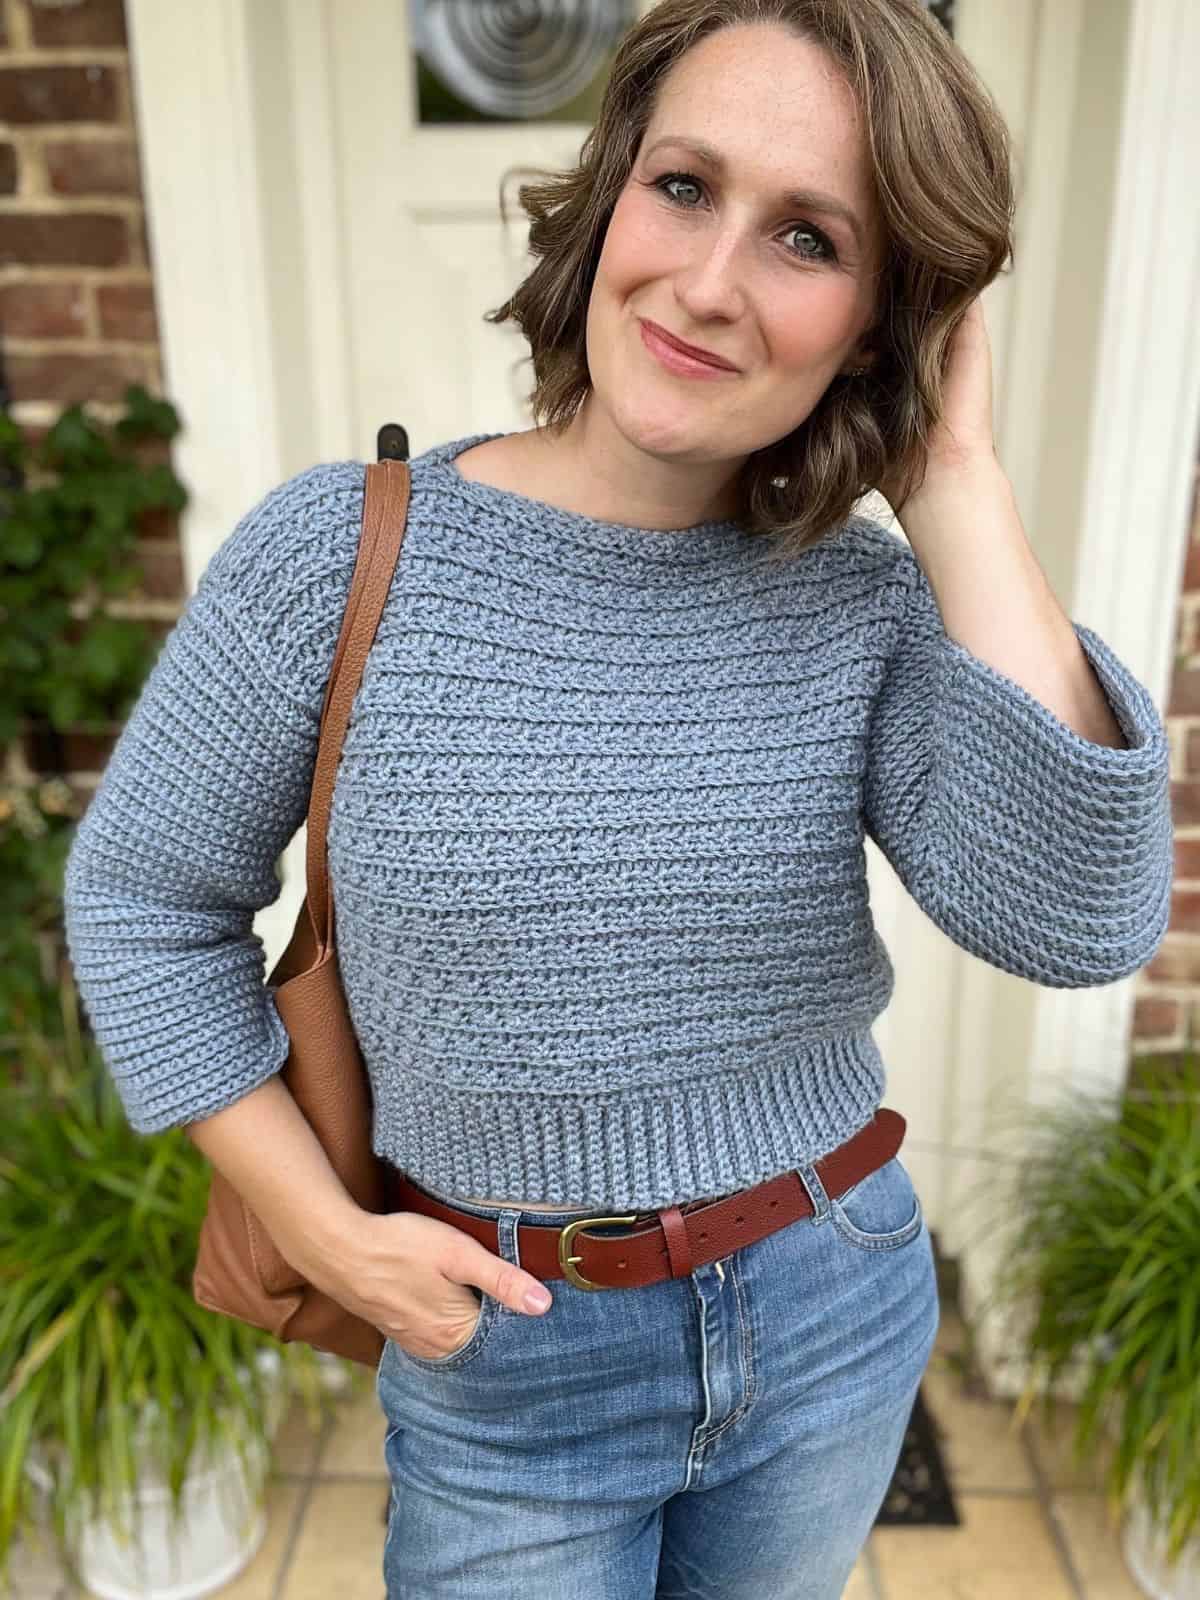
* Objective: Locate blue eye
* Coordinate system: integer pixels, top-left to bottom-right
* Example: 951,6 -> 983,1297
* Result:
650,171 -> 838,265
657,172 -> 704,207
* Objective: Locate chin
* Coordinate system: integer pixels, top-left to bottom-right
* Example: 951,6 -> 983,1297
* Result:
596,382 -> 718,463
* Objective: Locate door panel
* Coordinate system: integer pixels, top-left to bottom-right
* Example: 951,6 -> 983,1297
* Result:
328,1 -> 639,444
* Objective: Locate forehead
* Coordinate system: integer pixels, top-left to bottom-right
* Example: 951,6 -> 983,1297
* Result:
646,24 -> 871,184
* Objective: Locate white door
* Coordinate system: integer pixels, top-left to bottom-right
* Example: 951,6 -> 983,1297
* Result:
322,0 -> 657,451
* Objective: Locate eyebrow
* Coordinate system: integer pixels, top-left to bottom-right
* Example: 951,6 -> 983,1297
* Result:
642,135 -> 867,250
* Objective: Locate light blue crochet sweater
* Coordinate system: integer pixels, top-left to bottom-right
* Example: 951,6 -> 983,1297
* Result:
62,431 -> 1174,1210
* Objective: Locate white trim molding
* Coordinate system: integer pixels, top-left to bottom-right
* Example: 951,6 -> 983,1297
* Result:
124,0 -> 289,587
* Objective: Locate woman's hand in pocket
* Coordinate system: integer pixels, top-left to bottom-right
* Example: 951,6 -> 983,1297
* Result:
291,1207 -> 553,1361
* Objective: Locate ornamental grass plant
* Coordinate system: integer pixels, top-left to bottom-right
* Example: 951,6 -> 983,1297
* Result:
0,969 -> 355,1595
989,1051 -> 1200,1567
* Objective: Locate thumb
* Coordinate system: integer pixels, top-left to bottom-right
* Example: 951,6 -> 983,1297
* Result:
458,1244 -> 553,1316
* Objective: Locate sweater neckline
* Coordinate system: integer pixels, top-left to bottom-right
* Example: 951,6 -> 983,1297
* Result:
415,431 -> 752,556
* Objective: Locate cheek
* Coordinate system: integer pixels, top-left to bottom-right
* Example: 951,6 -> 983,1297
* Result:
596,188 -> 677,293
763,282 -> 866,369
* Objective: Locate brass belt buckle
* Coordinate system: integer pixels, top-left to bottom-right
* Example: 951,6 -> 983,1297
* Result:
557,1214 -> 638,1290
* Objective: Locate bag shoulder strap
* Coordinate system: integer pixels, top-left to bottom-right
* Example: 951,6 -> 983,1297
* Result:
303,458 -> 412,950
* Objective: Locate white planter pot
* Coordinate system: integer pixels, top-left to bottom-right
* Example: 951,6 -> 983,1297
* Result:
1123,1485 -> 1200,1600
1082,1370 -> 1200,1600
22,1349 -> 286,1600
313,1349 -> 354,1397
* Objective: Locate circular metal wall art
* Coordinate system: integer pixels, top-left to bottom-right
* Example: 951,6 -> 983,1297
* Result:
410,0 -> 630,119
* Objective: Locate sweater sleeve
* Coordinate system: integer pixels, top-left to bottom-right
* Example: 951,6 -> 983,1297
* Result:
862,546 -> 1173,988
61,460 -> 367,1134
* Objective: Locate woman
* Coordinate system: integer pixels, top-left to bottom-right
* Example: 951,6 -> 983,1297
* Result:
63,0 -> 1173,1595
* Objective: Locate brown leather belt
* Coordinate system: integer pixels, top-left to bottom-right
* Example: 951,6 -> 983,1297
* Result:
389,1108 -> 906,1291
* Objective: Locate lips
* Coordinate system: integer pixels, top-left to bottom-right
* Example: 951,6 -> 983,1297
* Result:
639,319 -> 738,372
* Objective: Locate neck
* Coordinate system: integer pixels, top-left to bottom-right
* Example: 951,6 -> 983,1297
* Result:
524,401 -> 745,530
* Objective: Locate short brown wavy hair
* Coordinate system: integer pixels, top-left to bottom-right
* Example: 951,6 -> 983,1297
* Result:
484,0 -> 1016,559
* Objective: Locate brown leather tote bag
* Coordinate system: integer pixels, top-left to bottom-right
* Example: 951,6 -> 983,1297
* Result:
191,458 -> 412,1369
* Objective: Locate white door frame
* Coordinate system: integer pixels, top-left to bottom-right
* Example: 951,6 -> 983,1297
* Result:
126,2 -> 1200,1386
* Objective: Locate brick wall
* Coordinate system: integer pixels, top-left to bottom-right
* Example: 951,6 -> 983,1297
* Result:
0,0 -> 183,789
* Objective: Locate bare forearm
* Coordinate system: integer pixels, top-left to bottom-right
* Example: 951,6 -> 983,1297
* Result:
185,1075 -> 365,1267
898,463 -> 1127,749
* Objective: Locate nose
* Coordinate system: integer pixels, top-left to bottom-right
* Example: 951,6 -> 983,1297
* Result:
672,229 -> 747,326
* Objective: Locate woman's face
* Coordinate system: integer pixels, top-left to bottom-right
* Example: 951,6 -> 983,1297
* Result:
585,23 -> 885,480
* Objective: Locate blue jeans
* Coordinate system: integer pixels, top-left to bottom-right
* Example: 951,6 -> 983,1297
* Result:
376,1154 -> 940,1599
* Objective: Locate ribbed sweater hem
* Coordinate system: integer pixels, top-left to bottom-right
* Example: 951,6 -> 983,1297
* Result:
368,1030 -> 888,1212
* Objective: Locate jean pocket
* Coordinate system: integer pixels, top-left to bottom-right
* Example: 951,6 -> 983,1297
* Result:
828,1156 -> 924,1251
374,1324 -> 390,1400
389,1289 -> 501,1372
387,1209 -> 521,1373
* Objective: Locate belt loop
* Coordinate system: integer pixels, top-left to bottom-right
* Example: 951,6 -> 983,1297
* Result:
497,1209 -> 522,1270
794,1161 -> 832,1224
659,1205 -> 695,1278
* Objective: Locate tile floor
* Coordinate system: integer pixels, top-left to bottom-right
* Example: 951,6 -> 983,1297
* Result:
9,1290 -> 1149,1599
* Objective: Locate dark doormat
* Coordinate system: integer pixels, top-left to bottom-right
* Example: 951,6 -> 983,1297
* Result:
873,1385 -> 960,1526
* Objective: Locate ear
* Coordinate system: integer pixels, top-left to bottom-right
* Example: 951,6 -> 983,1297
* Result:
840,340 -> 877,377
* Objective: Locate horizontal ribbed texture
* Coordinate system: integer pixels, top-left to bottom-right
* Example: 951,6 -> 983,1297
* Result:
62,431 -> 1174,1210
